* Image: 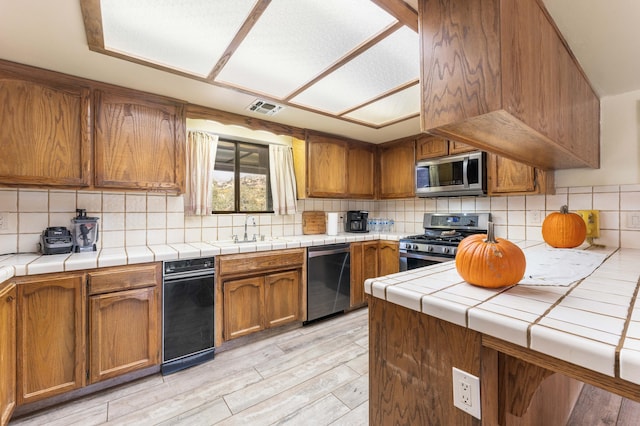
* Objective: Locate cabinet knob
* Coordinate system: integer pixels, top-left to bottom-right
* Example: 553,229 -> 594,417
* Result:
6,295 -> 14,302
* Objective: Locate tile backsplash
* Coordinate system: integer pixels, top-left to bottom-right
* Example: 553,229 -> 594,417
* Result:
1,184 -> 639,254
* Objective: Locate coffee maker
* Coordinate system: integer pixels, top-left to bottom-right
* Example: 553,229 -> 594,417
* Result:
345,210 -> 369,233
71,209 -> 99,252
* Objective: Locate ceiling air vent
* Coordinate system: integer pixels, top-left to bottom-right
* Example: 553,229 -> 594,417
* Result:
246,99 -> 284,116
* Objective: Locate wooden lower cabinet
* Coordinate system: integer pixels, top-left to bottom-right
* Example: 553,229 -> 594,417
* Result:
265,271 -> 300,328
223,276 -> 265,340
0,283 -> 16,426
350,241 -> 379,308
223,270 -> 300,341
88,287 -> 160,383
378,240 -> 400,276
218,249 -> 305,343
87,263 -> 161,384
16,274 -> 86,405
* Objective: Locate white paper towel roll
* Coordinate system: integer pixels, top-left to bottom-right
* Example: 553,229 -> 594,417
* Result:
327,212 -> 339,236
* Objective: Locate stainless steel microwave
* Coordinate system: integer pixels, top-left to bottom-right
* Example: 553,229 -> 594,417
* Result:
415,151 -> 486,197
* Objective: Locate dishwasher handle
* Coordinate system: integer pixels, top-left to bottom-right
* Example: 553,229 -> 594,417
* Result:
307,243 -> 350,258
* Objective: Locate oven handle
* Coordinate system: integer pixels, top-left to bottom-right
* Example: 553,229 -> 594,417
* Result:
399,251 -> 453,263
164,268 -> 215,281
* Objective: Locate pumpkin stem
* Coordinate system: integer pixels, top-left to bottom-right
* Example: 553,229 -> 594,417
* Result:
560,205 -> 569,214
484,222 -> 497,243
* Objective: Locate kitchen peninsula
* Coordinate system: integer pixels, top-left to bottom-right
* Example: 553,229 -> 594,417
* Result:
365,242 -> 640,425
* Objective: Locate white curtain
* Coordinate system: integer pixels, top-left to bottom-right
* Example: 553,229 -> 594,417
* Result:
269,144 -> 298,215
185,130 -> 218,216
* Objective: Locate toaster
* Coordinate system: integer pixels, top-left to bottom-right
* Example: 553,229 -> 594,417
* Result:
39,226 -> 74,255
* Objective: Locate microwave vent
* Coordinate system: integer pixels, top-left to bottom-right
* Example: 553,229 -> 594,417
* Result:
246,99 -> 284,116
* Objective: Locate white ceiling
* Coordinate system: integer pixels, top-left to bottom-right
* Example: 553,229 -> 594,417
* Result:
0,1 -> 638,143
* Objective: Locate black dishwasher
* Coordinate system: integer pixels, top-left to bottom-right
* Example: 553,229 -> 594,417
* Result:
162,257 -> 215,374
306,243 -> 351,323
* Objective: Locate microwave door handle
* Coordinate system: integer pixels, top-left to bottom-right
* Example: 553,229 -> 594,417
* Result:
463,156 -> 470,188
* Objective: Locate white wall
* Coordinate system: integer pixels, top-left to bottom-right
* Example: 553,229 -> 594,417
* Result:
556,89 -> 640,186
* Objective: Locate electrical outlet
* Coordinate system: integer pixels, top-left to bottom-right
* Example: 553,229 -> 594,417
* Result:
0,213 -> 7,231
576,210 -> 600,238
627,212 -> 640,229
452,367 -> 481,419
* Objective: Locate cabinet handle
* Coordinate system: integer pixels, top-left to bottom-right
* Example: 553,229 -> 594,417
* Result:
6,295 -> 14,302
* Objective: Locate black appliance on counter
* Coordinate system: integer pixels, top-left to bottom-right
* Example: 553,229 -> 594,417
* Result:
344,210 -> 369,233
305,243 -> 351,324
39,227 -> 74,255
399,212 -> 491,271
162,257 -> 215,374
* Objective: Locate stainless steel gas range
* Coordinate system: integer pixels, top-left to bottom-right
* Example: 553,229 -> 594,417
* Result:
399,212 -> 491,271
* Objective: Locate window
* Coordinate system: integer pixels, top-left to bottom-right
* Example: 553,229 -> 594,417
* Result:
212,140 -> 273,213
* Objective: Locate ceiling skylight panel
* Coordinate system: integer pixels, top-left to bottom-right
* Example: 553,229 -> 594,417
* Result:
100,0 -> 255,77
216,0 -> 397,98
344,85 -> 420,125
290,26 -> 420,113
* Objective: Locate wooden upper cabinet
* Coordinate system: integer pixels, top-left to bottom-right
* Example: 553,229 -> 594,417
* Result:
94,89 -> 185,192
378,139 -> 415,199
416,135 -> 448,160
16,273 -> 86,405
306,134 -> 348,197
487,153 -> 553,195
0,62 -> 91,187
347,144 -> 375,199
419,0 -> 599,170
293,132 -> 375,199
0,283 -> 16,425
448,140 -> 476,155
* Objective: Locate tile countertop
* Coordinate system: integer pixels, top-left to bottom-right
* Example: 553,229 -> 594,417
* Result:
0,232 -> 400,282
364,241 -> 640,388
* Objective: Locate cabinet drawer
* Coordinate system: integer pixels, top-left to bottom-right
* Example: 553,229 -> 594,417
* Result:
218,249 -> 305,277
88,263 -> 160,295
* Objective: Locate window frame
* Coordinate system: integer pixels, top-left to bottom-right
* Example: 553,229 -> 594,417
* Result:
211,139 -> 273,214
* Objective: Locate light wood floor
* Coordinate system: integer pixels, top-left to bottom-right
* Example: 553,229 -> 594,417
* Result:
9,307 -> 640,425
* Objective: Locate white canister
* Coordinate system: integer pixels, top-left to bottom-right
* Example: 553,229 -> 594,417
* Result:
327,212 -> 339,236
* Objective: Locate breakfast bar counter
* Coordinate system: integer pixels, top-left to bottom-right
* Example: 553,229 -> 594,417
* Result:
365,242 -> 640,425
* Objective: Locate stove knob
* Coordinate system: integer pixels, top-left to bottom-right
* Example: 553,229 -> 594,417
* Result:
443,247 -> 450,254
427,246 -> 434,252
412,244 -> 419,250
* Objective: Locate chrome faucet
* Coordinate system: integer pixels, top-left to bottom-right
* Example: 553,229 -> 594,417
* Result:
243,215 -> 256,242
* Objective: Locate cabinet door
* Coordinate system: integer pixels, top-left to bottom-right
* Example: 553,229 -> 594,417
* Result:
378,241 -> 400,276
89,287 -> 160,384
347,145 -> 375,199
416,135 -> 448,160
0,284 -> 16,425
448,140 -> 477,154
223,276 -> 265,340
265,271 -> 299,328
16,274 -> 85,405
379,141 -> 415,199
487,153 -> 536,194
306,134 -> 348,197
0,65 -> 91,187
94,89 -> 185,192
351,242 -> 379,308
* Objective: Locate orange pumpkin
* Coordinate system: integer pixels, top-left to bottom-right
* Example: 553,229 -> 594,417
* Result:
455,222 -> 526,288
542,205 -> 586,248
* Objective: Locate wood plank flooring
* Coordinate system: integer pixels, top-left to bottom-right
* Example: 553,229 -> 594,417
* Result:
9,307 -> 640,425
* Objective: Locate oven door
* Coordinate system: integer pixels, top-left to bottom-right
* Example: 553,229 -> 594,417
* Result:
399,251 -> 454,271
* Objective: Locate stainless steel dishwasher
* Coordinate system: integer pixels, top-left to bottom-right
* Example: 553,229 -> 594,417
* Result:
305,243 -> 351,323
